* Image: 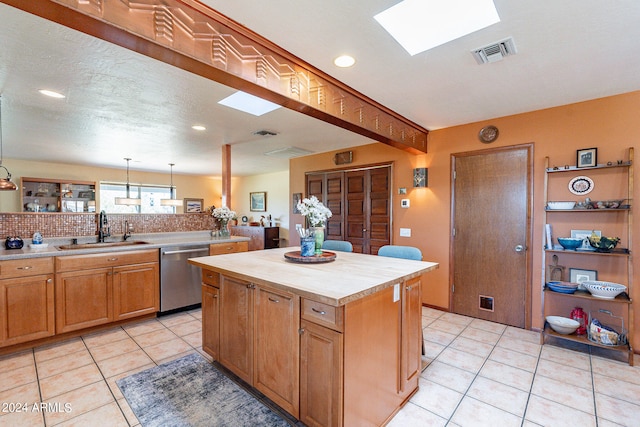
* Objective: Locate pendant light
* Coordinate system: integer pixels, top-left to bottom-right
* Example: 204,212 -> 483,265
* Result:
115,158 -> 141,205
0,96 -> 17,191
161,163 -> 182,207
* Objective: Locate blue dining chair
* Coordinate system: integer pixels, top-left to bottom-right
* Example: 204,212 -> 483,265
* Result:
322,240 -> 353,252
377,245 -> 422,261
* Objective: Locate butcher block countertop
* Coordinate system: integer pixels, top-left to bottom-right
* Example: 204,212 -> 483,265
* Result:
188,247 -> 439,306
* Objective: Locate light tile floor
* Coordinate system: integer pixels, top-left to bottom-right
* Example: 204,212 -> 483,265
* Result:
0,307 -> 638,426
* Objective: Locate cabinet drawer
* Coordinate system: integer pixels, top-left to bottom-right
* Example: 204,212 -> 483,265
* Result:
56,249 -> 158,272
301,299 -> 344,332
209,241 -> 249,255
0,257 -> 54,279
202,270 -> 220,286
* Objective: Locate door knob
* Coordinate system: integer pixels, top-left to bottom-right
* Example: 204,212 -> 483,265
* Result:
515,245 -> 525,252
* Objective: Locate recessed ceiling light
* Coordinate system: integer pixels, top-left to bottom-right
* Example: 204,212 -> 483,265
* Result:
374,0 -> 500,56
38,89 -> 65,98
218,91 -> 281,116
334,55 -> 356,68
192,125 -> 206,131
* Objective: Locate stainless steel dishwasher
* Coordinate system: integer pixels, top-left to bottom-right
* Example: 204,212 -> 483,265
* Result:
160,245 -> 209,314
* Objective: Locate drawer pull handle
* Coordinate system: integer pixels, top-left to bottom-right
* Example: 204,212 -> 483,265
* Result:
311,307 -> 326,315
108,257 -> 118,261
17,266 -> 32,270
268,297 -> 280,303
47,278 -> 52,283
206,274 -> 213,278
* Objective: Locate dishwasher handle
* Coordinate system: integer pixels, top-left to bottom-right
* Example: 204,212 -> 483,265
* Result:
162,248 -> 209,256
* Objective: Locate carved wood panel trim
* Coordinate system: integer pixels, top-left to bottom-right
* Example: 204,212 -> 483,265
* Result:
5,0 -> 428,153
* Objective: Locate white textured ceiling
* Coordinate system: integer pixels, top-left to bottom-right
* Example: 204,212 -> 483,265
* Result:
1,1 -> 640,177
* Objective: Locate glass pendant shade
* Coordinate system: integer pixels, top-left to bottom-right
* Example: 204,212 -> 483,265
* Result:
161,163 -> 182,206
0,96 -> 17,191
115,158 -> 141,205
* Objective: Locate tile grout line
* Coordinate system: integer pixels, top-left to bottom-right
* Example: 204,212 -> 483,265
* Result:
79,327 -> 134,427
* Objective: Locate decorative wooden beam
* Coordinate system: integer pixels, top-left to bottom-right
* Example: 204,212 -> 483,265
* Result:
3,0 -> 428,153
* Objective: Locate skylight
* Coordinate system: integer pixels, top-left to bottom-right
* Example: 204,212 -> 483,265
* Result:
374,0 -> 500,56
218,91 -> 281,116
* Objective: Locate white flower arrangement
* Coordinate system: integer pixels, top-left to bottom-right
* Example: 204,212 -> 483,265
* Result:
296,195 -> 332,227
211,206 -> 237,221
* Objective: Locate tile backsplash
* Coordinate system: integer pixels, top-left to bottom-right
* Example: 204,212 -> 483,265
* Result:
0,213 -> 216,239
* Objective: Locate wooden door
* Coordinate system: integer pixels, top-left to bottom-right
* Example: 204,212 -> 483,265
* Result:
300,320 -> 344,427
113,262 -> 159,320
345,167 -> 391,254
254,286 -> 300,416
452,145 -> 532,328
400,277 -> 421,397
0,274 -> 55,346
55,268 -> 113,333
201,284 -> 220,360
219,276 -> 253,383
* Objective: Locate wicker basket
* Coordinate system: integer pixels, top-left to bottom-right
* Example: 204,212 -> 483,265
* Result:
587,309 -> 627,347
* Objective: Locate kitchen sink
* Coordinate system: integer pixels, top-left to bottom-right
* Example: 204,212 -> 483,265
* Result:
56,241 -> 150,250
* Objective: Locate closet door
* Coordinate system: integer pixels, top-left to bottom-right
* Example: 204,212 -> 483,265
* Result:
346,167 -> 390,254
306,166 -> 390,254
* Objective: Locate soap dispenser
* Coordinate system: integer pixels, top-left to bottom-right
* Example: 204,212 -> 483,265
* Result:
32,231 -> 43,245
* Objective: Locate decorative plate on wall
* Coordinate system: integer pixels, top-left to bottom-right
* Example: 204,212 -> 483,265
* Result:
478,125 -> 499,143
568,176 -> 594,195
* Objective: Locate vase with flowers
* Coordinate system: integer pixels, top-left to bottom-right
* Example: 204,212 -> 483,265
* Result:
296,195 -> 332,255
211,206 -> 237,237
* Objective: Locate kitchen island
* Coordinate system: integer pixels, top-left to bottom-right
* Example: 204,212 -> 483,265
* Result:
189,247 -> 438,427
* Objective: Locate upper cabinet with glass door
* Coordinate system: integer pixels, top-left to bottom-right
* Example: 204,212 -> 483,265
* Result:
21,178 -> 96,213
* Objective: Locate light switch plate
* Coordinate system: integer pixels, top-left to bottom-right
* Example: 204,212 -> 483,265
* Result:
399,228 -> 411,237
393,284 -> 400,302
401,199 -> 410,208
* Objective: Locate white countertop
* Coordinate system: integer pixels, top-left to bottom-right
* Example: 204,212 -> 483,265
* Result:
189,247 -> 439,306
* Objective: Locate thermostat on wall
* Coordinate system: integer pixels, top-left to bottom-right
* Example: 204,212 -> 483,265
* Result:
401,199 -> 410,208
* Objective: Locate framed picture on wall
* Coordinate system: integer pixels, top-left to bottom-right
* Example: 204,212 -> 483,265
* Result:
184,198 -> 203,213
250,192 -> 266,212
577,147 -> 597,168
292,193 -> 302,214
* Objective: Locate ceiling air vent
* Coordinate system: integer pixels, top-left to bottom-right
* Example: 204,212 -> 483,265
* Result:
471,37 -> 517,64
253,129 -> 278,136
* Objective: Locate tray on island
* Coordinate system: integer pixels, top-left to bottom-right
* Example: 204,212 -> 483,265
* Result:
284,250 -> 336,263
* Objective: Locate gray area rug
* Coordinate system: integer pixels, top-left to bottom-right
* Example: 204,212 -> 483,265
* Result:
117,353 -> 292,427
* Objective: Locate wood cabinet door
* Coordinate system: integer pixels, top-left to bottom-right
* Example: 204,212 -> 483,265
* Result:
300,320 -> 344,427
113,262 -> 159,321
254,286 -> 300,416
0,274 -> 55,346
201,284 -> 220,360
400,276 -> 422,397
55,268 -> 113,333
219,276 -> 253,383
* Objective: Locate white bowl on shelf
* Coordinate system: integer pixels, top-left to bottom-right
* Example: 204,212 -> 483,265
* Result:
546,201 -> 576,210
581,281 -> 627,299
546,316 -> 580,334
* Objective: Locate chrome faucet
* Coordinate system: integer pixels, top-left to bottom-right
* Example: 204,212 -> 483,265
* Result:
123,220 -> 132,241
98,210 -> 110,242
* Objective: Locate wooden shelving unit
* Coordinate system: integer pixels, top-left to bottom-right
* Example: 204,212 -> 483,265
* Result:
20,177 -> 95,213
542,147 -> 634,365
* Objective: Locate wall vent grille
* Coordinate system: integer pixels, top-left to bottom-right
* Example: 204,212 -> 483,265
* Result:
471,37 -> 517,64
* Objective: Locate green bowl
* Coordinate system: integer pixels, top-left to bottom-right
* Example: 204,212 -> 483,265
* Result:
588,236 -> 620,252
